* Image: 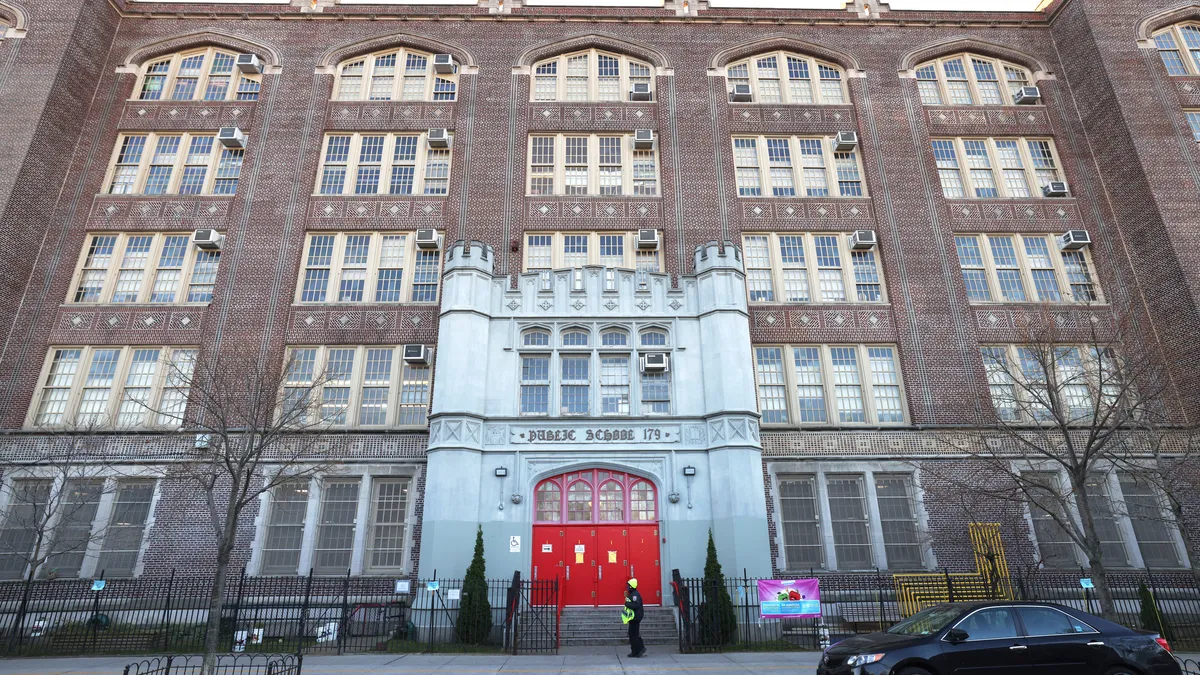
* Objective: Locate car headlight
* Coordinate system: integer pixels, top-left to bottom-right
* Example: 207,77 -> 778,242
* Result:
845,653 -> 885,667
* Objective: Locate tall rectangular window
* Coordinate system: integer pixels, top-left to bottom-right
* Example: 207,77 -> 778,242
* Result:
521,355 -> 550,415
0,480 -> 52,580
754,347 -> 788,424
261,480 -> 310,575
741,233 -> 884,305
1084,474 -> 1128,567
106,133 -> 233,195
366,479 -> 410,574
826,474 -> 872,569
932,137 -> 1064,199
600,356 -> 630,415
1026,472 -> 1080,568
296,232 -> 440,304
778,476 -> 823,570
520,232 -> 661,272
70,233 -> 221,306
733,136 -> 867,198
526,134 -> 658,196
754,344 -> 905,426
282,346 -> 431,428
314,479 -> 360,576
875,474 -> 923,569
43,480 -> 104,579
96,480 -> 155,577
1118,474 -> 1182,568
315,132 -> 453,196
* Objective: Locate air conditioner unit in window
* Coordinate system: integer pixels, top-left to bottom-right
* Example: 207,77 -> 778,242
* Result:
192,229 -> 222,250
730,83 -> 752,102
637,229 -> 660,250
640,353 -> 669,373
630,82 -> 652,101
217,127 -> 246,148
834,131 -> 859,152
849,230 -> 877,250
235,53 -> 262,74
633,129 -> 655,149
403,344 -> 430,364
1014,85 -> 1042,105
1042,181 -> 1070,198
427,129 -> 450,148
433,54 -> 456,74
1059,230 -> 1091,250
415,229 -> 440,249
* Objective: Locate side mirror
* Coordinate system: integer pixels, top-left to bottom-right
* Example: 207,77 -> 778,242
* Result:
945,628 -> 970,643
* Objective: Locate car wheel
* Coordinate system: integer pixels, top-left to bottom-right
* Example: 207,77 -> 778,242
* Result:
897,668 -> 933,675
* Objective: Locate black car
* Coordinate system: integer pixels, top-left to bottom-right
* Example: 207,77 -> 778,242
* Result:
817,601 -> 1181,675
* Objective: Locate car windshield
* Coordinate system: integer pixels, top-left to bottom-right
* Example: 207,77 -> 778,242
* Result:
886,604 -> 964,635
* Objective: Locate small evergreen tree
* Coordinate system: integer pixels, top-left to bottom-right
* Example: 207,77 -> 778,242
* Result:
698,530 -> 738,646
456,525 -> 493,645
1137,582 -> 1173,642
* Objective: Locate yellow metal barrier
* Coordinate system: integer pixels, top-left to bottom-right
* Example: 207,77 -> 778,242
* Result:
894,523 -> 1013,617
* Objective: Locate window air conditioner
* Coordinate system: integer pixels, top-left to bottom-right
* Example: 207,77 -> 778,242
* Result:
433,54 -> 456,74
415,229 -> 440,250
403,344 -> 430,364
730,83 -> 752,102
235,54 -> 262,74
633,129 -> 654,150
1014,86 -> 1042,105
427,129 -> 450,148
630,82 -> 652,101
217,127 -> 246,148
1042,181 -> 1070,198
640,353 -> 669,373
637,229 -> 660,250
192,229 -> 222,251
834,131 -> 859,152
849,230 -> 877,250
1058,230 -> 1091,250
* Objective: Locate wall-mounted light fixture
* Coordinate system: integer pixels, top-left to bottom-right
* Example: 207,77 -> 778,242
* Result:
682,466 -> 697,509
682,466 -> 696,477
495,467 -> 508,478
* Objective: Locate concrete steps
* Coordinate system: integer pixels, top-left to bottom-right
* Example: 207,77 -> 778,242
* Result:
558,607 -> 677,647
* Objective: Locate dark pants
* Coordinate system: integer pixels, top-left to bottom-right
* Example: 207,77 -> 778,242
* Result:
628,619 -> 644,655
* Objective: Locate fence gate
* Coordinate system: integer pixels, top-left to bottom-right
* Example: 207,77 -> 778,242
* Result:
504,573 -> 558,654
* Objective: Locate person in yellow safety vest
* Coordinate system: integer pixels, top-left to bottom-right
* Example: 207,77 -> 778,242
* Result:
623,578 -> 645,658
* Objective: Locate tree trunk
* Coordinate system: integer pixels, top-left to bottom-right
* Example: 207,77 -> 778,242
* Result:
7,574 -> 34,652
1087,557 -> 1116,621
201,541 -> 236,675
1073,482 -> 1116,619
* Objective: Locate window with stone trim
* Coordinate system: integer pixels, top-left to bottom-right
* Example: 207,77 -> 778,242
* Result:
334,47 -> 457,102
980,344 -> 1121,424
315,132 -> 452,196
518,325 -> 670,417
258,473 -> 414,576
531,49 -> 654,102
1152,23 -> 1200,76
1186,110 -> 1200,141
913,53 -> 1033,106
522,232 -> 661,273
1118,474 -> 1184,568
281,345 -> 432,428
741,232 -> 885,304
526,134 -> 659,196
953,233 -> 1100,304
296,232 -> 441,304
28,347 -> 197,429
931,137 -> 1064,199
754,344 -> 905,427
726,52 -> 846,105
68,233 -> 221,305
105,133 -> 243,196
732,135 -> 866,198
0,476 -> 156,580
135,47 -> 262,102
776,471 -> 925,571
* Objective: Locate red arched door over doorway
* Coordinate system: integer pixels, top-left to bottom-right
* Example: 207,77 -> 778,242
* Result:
531,469 -> 661,607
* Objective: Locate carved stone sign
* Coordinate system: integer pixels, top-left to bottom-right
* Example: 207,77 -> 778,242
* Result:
509,425 -> 681,444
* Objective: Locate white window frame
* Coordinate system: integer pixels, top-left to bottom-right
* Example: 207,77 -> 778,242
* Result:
332,47 -> 458,102
104,132 -> 243,196
525,134 -> 659,197
741,232 -> 886,304
725,51 -> 847,105
1018,465 -> 1190,571
0,471 -> 160,580
770,462 -> 934,572
295,232 -> 441,305
1186,110 -> 1200,142
134,47 -> 263,102
249,467 -> 418,577
521,231 -> 661,272
67,232 -> 221,306
281,345 -> 433,429
931,137 -> 1064,200
516,324 -> 671,418
953,233 -> 1102,304
1152,23 -> 1200,77
530,48 -> 655,102
731,135 -> 867,198
27,346 -> 197,430
314,132 -> 453,196
980,344 -> 1120,425
753,344 -> 907,427
913,52 -> 1033,106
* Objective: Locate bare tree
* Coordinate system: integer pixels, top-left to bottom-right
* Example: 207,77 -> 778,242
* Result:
928,309 -> 1184,619
0,423 -> 125,646
149,346 -> 342,674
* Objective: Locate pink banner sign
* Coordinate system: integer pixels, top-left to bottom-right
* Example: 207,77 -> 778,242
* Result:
757,579 -> 821,618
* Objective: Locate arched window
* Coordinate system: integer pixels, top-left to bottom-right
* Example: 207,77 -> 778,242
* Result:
523,329 -> 551,347
567,480 -> 594,521
137,48 -> 262,102
601,329 -> 628,347
598,481 -> 624,521
913,53 -> 1032,106
334,47 -> 457,102
640,330 -> 668,347
536,481 -> 562,522
630,480 -> 656,521
562,330 -> 590,347
531,49 -> 654,102
726,51 -> 846,105
1153,23 -> 1200,76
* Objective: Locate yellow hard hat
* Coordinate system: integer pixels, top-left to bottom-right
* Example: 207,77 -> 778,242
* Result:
628,578 -> 638,589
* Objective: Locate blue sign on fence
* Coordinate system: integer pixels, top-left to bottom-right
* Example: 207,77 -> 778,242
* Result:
90,580 -> 106,591
1079,578 -> 1094,589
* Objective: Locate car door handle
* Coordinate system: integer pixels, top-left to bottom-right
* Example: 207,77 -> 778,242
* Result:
1009,645 -> 1027,651
1087,641 -> 1105,647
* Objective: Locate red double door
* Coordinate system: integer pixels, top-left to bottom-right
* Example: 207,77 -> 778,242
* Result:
529,469 -> 662,607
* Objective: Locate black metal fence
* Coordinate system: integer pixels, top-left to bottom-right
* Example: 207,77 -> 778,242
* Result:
1179,657 -> 1200,675
123,653 -> 302,675
672,569 -> 1200,653
0,570 -> 558,657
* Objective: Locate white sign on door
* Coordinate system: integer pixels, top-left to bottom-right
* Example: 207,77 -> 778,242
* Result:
510,535 -> 521,552
542,544 -> 553,553
574,544 -> 586,553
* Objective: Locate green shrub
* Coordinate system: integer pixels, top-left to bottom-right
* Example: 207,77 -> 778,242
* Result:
456,525 -> 492,645
1138,582 -> 1174,642
697,530 -> 738,646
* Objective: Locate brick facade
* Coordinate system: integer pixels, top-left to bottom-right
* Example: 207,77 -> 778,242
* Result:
0,0 -> 1197,579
